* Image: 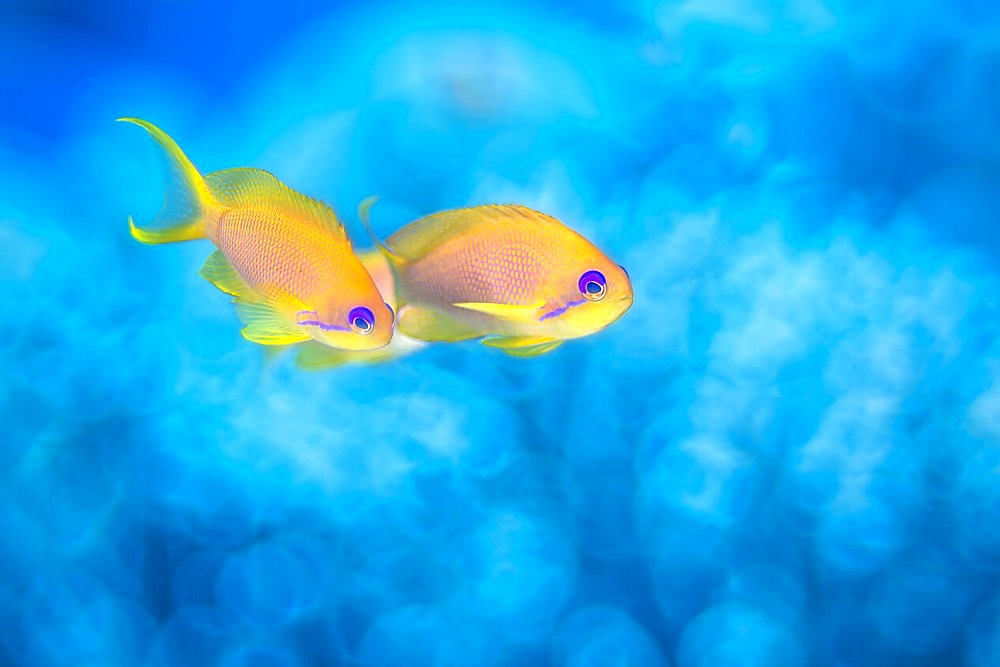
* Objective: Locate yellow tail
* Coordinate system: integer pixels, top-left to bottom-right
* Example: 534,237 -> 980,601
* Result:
119,117 -> 214,244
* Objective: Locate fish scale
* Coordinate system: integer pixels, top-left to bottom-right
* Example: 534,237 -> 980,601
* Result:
210,208 -> 347,301
407,237 -> 547,306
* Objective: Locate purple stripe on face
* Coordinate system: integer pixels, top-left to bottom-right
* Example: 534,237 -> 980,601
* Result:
539,298 -> 586,321
299,320 -> 351,332
296,310 -> 350,332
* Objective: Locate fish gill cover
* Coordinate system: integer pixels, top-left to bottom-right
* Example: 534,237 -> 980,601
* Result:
1,0 -> 999,665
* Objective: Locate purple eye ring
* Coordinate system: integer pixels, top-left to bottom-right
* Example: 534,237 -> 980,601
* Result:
348,306 -> 375,335
578,270 -> 607,301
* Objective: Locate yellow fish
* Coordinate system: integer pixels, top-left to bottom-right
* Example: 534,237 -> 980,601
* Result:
364,201 -> 633,356
120,118 -> 394,351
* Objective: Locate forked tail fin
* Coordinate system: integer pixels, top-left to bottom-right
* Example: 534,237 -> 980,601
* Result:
119,117 -> 213,244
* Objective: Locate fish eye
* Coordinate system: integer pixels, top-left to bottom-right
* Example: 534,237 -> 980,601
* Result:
348,306 -> 375,335
618,264 -> 629,280
385,302 -> 395,322
578,270 -> 607,301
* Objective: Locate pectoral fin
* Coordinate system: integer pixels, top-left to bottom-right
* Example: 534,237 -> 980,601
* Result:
482,335 -> 563,357
397,305 -> 480,342
452,300 -> 544,323
199,250 -> 252,298
234,295 -> 311,345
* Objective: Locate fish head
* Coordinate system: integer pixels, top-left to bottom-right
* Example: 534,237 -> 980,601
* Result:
307,283 -> 396,351
541,253 -> 633,338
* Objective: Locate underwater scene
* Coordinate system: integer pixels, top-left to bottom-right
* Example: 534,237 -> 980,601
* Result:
3,0 -> 1000,665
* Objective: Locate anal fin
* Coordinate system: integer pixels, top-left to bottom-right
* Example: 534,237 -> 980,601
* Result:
398,305 -> 480,342
482,335 -> 563,357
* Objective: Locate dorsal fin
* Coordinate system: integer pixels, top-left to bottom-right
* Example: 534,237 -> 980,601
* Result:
205,167 -> 346,239
358,195 -> 408,269
386,204 -> 558,261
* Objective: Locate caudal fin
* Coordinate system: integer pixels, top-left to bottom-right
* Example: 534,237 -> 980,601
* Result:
119,117 -> 213,244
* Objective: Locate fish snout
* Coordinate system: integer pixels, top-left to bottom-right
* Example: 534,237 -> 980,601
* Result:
372,325 -> 394,349
610,293 -> 633,321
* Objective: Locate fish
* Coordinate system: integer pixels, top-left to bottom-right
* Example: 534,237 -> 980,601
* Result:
119,118 -> 394,351
362,200 -> 633,356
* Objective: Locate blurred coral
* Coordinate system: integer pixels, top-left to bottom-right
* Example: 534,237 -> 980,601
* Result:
1,0 -> 999,665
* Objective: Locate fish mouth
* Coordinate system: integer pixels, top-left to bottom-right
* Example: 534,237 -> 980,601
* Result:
610,294 -> 633,321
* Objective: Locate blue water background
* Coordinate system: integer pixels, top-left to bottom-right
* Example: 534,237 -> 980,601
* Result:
2,0 -> 1000,665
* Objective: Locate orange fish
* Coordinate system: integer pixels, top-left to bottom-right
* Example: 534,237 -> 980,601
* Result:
364,201 -> 633,356
120,118 -> 393,351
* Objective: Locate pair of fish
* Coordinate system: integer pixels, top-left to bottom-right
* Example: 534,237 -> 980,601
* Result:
121,118 -> 633,366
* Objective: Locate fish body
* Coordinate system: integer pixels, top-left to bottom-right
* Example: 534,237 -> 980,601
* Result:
368,204 -> 633,356
121,118 -> 393,351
